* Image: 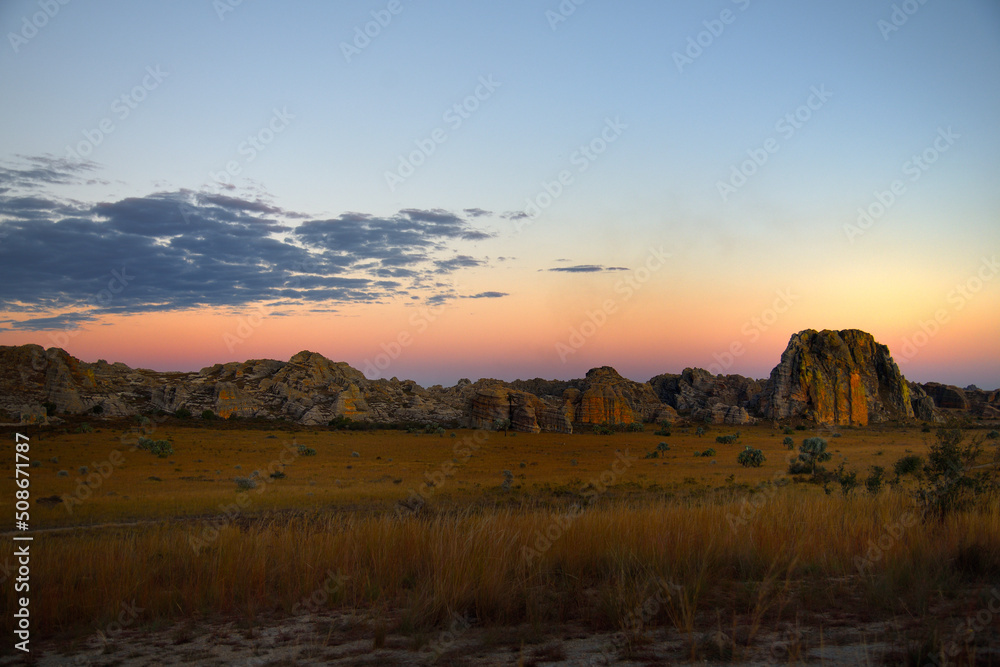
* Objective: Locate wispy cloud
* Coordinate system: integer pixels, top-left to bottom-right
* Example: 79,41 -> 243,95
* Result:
547,264 -> 629,273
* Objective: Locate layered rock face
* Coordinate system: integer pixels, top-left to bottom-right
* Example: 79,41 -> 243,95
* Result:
649,368 -> 762,425
919,382 -> 1000,419
757,329 -> 914,426
1,331 -> 992,430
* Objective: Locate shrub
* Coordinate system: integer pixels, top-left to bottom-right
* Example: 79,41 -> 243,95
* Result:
269,470 -> 286,480
737,446 -> 765,468
174,408 -> 191,419
201,410 -> 216,420
782,426 -> 794,435
644,451 -> 659,459
787,460 -> 812,475
656,441 -> 670,452
798,437 -> 831,475
654,425 -> 672,436
698,448 -> 716,457
592,422 -> 615,436
893,454 -> 923,478
834,462 -> 858,496
865,466 -> 886,495
625,422 -> 644,433
136,437 -> 173,458
695,426 -> 705,437
298,445 -> 317,456
782,436 -> 795,449
235,477 -> 257,491
76,423 -> 93,433
715,434 -> 738,445
987,430 -> 999,440
57,470 -> 69,477
328,416 -> 354,429
42,401 -> 57,416
30,460 -> 41,468
917,428 -> 998,518
794,424 -> 807,431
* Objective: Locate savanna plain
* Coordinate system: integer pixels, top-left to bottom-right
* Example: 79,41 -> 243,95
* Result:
2,416 -> 999,666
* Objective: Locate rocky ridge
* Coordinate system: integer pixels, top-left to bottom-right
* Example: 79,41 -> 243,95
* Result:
1,329 -> 995,431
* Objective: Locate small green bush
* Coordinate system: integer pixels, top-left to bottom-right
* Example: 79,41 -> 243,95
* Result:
625,422 -> 644,433
865,465 -> 886,495
269,470 -> 286,480
737,446 -> 765,468
987,430 -> 999,440
656,441 -> 670,452
298,445 -> 317,456
893,454 -> 923,477
782,426 -> 794,435
136,437 -> 173,458
235,477 -> 257,491
201,410 -> 216,420
782,436 -> 795,449
715,434 -> 738,445
174,408 -> 192,419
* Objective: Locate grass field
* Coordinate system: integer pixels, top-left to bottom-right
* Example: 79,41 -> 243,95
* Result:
2,419 -> 999,665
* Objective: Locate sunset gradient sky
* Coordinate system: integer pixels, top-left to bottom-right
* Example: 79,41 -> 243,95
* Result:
1,0 -> 998,388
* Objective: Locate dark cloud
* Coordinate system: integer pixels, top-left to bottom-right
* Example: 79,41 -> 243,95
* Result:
0,155 -> 104,190
463,208 -> 491,218
0,165 -> 503,329
501,211 -> 529,220
463,291 -> 508,299
2,312 -> 98,331
434,255 -> 484,273
548,264 -> 629,273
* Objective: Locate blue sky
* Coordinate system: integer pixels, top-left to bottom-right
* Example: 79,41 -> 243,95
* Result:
1,0 -> 998,387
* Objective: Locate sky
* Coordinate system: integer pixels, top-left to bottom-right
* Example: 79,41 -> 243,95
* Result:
0,0 -> 998,389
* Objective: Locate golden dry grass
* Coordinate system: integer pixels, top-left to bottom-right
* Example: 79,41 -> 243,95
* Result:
2,421 -> 998,660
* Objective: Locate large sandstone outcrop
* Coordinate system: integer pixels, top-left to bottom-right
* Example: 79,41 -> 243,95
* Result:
649,368 -> 762,424
757,329 -> 914,426
0,334 -> 991,431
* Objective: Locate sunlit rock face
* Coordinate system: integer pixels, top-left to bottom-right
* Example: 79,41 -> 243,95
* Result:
757,329 -> 914,426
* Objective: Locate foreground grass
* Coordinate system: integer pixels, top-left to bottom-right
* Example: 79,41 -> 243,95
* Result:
4,490 -> 998,652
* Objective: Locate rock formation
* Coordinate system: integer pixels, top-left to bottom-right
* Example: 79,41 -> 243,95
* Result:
0,330 -> 994,430
757,329 -> 914,426
649,368 -> 762,425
